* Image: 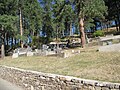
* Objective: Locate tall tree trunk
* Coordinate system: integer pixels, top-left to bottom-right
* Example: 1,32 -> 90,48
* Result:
62,30 -> 64,37
115,0 -> 120,31
1,44 -> 5,59
115,19 -> 119,31
117,16 -> 120,31
70,22 -> 72,36
100,22 -> 103,30
19,8 -> 23,48
15,38 -> 17,45
56,26 -> 58,41
6,33 -> 9,46
1,26 -> 5,59
106,21 -> 109,32
79,18 -> 86,48
11,37 -> 14,47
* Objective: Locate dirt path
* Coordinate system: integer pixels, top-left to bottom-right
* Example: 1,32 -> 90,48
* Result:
0,78 -> 23,90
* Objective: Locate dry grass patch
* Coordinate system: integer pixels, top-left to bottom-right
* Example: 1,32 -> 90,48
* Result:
0,49 -> 120,83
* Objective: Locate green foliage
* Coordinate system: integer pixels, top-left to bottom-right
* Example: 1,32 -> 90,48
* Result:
0,15 -> 17,31
104,0 -> 120,31
0,0 -> 18,15
16,34 -> 28,42
0,0 -> 18,31
22,0 -> 43,35
0,0 -> 108,51
104,0 -> 120,19
52,0 -> 76,38
85,18 -> 95,30
41,0 -> 54,40
31,36 -> 40,48
82,0 -> 107,31
93,30 -> 104,37
83,0 -> 107,18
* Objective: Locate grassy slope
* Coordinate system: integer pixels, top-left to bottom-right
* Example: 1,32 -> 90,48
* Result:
0,48 -> 120,83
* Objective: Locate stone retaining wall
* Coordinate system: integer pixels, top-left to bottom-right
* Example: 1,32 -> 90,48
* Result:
0,66 -> 120,90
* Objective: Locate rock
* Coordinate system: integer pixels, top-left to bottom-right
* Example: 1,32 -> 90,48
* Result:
31,85 -> 34,90
59,77 -> 66,81
24,83 -> 28,87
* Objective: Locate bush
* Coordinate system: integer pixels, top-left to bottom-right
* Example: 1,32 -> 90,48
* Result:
93,30 -> 104,37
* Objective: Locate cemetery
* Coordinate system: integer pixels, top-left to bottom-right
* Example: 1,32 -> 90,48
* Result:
11,34 -> 120,58
12,42 -> 81,58
0,0 -> 120,90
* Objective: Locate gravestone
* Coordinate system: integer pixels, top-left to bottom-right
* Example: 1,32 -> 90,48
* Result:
27,52 -> 34,56
12,53 -> 19,58
12,49 -> 19,58
12,47 -> 33,58
41,45 -> 48,55
42,45 -> 48,50
27,46 -> 32,52
35,49 -> 42,55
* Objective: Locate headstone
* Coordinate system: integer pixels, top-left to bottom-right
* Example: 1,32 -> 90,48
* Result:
12,53 -> 19,58
27,51 -> 34,56
18,48 -> 27,56
27,46 -> 32,52
42,45 -> 48,50
35,49 -> 38,53
36,49 -> 42,55
14,49 -> 19,53
12,48 -> 28,58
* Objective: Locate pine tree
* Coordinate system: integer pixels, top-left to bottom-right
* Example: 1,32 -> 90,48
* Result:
0,0 -> 43,56
52,0 -> 75,39
40,0 -> 54,43
70,0 -> 107,47
17,0 -> 43,47
104,0 -> 120,31
0,0 -> 18,58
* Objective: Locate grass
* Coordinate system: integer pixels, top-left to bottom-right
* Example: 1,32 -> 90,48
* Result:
0,47 -> 120,83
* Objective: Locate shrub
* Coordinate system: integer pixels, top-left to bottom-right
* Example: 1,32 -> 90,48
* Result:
93,30 -> 104,37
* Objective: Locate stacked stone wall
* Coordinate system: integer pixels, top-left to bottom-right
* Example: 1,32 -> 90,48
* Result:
0,66 -> 120,90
